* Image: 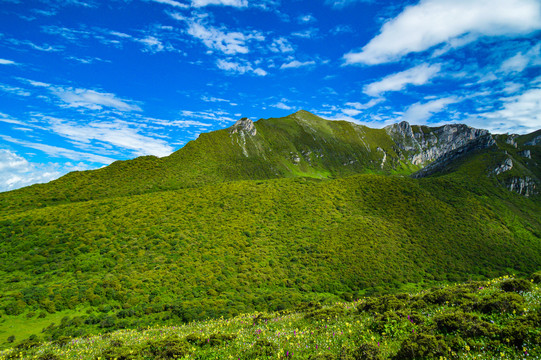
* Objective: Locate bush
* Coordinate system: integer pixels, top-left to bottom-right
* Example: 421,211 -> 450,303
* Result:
476,292 -> 524,314
7,335 -> 15,343
146,336 -> 192,359
530,271 -> 541,284
353,343 -> 384,360
500,278 -> 532,293
244,339 -> 277,358
394,333 -> 447,359
433,311 -> 497,337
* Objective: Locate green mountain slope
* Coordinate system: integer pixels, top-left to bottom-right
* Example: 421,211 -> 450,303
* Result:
0,111 -> 539,348
1,173 -> 540,346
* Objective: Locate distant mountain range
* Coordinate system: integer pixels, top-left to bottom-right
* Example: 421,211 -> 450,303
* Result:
0,111 -> 539,347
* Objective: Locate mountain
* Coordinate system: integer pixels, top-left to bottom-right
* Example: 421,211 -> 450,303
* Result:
0,111 -> 539,348
1,110 -> 539,214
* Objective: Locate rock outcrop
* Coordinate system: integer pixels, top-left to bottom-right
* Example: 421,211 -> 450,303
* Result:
385,122 -> 490,166
492,157 -> 513,175
411,135 -> 496,178
230,118 -> 257,136
506,177 -> 538,197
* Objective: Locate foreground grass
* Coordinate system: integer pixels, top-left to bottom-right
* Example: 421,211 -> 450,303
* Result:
1,274 -> 540,360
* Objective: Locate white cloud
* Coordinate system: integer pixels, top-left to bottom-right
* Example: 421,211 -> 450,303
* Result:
280,60 -> 316,69
0,135 -> 115,163
45,117 -> 174,157
192,0 -> 247,7
0,59 -> 17,65
272,102 -> 293,110
346,98 -> 385,110
150,0 -> 189,8
325,0 -> 373,9
0,149 -> 95,192
364,63 -> 441,97
217,59 -> 267,76
136,36 -> 165,53
298,14 -> 316,24
0,84 -> 31,97
344,0 -> 541,65
402,97 -> 460,124
480,87 -> 541,134
25,80 -> 142,112
184,19 -> 263,55
53,88 -> 142,111
269,37 -> 294,53
500,43 -> 541,73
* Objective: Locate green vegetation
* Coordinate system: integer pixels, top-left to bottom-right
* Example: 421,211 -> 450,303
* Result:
1,275 -> 539,359
0,112 -> 539,355
0,173 -> 540,349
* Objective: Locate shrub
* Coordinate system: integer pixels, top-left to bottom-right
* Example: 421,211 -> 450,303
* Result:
244,339 -> 277,358
476,292 -> 524,314
433,311 -> 497,337
146,336 -> 192,359
7,335 -> 15,343
353,343 -> 384,360
394,333 -> 447,359
500,278 -> 532,293
530,271 -> 541,284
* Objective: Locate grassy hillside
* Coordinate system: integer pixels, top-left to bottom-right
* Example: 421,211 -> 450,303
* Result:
1,274 -> 540,359
1,173 -> 540,348
0,111 -> 417,214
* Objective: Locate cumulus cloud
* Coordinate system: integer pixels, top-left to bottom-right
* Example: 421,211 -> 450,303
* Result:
269,37 -> 294,53
216,59 -> 267,76
344,0 -> 541,65
364,63 -> 441,97
280,60 -> 316,69
402,97 -> 460,124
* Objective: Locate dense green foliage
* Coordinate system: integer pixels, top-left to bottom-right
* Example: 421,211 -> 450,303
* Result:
1,275 -> 540,359
0,112 -> 539,353
0,173 -> 540,348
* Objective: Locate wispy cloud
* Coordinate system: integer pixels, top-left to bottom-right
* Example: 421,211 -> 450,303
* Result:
269,37 -> 294,53
44,117 -> 174,157
192,0 -> 247,7
0,58 -> 18,65
325,0 -> 374,9
298,14 -> 317,24
401,96 -> 460,124
182,17 -> 264,55
150,0 -> 189,8
217,59 -> 267,76
280,60 -> 316,69
500,43 -> 541,74
344,0 -> 541,65
364,63 -> 441,97
1,135 -> 115,163
25,80 -> 142,112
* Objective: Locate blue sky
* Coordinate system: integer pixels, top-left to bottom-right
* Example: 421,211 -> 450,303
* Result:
1,0 -> 540,192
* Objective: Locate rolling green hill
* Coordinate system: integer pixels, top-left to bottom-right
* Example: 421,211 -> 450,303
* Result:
0,111 -> 539,349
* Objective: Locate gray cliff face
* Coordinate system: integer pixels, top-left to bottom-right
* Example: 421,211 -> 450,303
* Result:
506,177 -> 538,197
525,135 -> 541,146
385,121 -> 491,165
411,135 -> 497,178
230,118 -> 257,136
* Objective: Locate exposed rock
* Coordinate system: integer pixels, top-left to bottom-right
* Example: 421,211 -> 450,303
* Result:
506,135 -> 518,148
412,135 -> 496,178
506,177 -> 538,197
519,150 -> 531,159
385,122 -> 490,166
525,135 -> 541,146
230,117 -> 257,136
492,157 -> 513,175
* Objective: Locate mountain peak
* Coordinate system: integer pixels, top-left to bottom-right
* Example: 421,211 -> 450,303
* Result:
230,117 -> 256,136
